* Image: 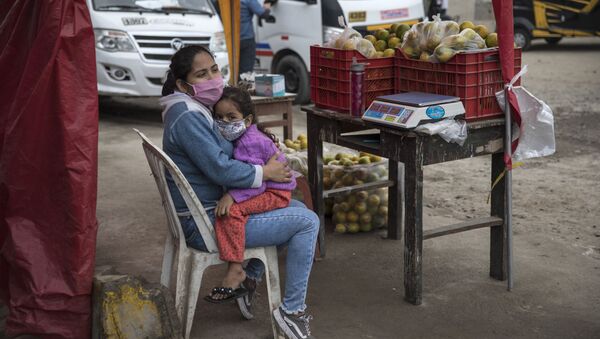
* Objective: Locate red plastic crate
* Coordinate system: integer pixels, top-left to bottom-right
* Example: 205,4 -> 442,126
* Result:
394,48 -> 522,121
310,45 -> 395,113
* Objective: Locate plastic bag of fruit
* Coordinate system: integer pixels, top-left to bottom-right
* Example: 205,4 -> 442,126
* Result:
433,28 -> 486,63
419,16 -> 460,53
331,187 -> 389,234
280,134 -> 309,176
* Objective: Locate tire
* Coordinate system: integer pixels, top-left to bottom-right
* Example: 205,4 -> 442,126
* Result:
514,27 -> 531,50
275,55 -> 310,104
545,37 -> 562,45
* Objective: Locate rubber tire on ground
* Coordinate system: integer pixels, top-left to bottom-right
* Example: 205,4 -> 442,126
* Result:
514,27 -> 532,50
275,54 -> 310,105
545,37 -> 562,45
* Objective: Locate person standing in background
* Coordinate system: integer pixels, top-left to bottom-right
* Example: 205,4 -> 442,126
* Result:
240,0 -> 276,76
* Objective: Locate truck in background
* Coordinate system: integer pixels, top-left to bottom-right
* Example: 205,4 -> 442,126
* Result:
253,0 -> 425,103
88,0 -> 230,97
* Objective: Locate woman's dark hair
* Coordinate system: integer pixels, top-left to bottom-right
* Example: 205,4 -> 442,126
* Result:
162,45 -> 215,96
218,86 -> 279,144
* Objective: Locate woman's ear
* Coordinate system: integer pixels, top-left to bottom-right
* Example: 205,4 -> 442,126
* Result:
175,79 -> 190,94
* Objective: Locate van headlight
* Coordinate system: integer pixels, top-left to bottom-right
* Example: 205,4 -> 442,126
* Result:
210,31 -> 227,53
94,29 -> 136,52
323,26 -> 343,44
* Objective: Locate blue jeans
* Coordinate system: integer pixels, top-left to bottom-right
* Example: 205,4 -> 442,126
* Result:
179,200 -> 319,313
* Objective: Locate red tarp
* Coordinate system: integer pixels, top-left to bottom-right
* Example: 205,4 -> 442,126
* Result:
0,0 -> 98,337
492,0 -> 522,166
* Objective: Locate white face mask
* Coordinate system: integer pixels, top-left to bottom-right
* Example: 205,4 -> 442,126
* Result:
216,119 -> 247,141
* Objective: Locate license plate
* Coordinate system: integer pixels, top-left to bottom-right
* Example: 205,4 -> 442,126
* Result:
380,8 -> 409,20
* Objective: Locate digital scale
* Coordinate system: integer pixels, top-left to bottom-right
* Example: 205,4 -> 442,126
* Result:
361,92 -> 465,129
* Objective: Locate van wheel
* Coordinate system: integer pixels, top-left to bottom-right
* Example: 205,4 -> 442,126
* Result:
275,55 -> 310,104
545,37 -> 562,45
514,27 -> 531,50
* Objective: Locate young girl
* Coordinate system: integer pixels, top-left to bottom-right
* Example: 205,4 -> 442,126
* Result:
205,86 -> 297,303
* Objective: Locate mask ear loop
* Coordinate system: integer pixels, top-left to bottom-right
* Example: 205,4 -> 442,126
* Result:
185,81 -> 196,96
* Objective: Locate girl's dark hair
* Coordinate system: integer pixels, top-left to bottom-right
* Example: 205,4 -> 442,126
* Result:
218,86 -> 279,144
162,45 -> 214,96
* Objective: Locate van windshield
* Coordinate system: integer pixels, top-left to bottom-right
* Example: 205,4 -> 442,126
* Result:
93,0 -> 214,15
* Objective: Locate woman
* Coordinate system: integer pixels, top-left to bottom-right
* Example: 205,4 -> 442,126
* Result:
160,45 -> 317,339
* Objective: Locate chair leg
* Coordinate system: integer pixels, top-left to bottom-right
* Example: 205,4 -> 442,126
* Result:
174,252 -> 193,324
183,257 -> 212,339
160,235 -> 175,288
263,247 -> 284,339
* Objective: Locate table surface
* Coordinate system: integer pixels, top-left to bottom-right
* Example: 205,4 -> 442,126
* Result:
303,105 -> 505,135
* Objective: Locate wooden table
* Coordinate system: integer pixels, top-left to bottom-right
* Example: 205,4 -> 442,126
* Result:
251,94 -> 296,140
303,106 -> 509,305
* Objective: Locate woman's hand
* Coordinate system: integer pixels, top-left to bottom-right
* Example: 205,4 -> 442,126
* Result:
216,193 -> 234,217
263,152 -> 292,183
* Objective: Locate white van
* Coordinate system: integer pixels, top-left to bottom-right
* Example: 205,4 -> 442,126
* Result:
88,0 -> 230,97
254,0 -> 425,103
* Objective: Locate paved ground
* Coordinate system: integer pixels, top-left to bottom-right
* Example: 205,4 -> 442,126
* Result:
2,18 -> 600,339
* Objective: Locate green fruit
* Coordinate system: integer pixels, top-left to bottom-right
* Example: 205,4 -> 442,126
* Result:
459,21 -> 475,31
360,212 -> 372,225
353,179 -> 364,186
347,223 -> 360,233
356,191 -> 369,201
375,29 -> 390,42
335,224 -> 347,233
390,23 -> 400,33
378,205 -> 388,216
358,156 -> 371,165
354,168 -> 368,180
368,194 -> 381,207
435,46 -> 455,63
342,159 -> 354,167
383,48 -> 396,57
419,51 -> 430,61
485,32 -> 498,47
368,205 -> 379,215
334,211 -> 346,224
339,202 -> 350,212
346,194 -> 357,206
354,201 -> 367,214
346,211 -> 359,223
342,174 -> 354,186
373,216 -> 386,228
364,35 -> 377,44
324,156 -> 334,165
396,24 -> 411,40
365,172 -> 379,183
388,37 -> 401,49
374,40 -> 387,52
360,223 -> 373,232
474,25 -> 489,39
328,160 -> 340,166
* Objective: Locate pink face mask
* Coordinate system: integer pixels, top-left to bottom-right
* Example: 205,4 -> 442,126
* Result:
186,77 -> 224,107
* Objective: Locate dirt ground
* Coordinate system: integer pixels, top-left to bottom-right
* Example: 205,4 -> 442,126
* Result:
2,37 -> 599,339
84,37 -> 600,339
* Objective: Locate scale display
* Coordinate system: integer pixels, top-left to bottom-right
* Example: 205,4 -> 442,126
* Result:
362,92 -> 465,129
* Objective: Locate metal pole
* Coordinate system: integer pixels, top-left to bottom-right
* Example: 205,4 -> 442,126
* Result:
504,85 -> 513,291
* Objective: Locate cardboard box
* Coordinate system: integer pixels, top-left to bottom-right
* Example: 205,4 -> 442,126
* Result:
255,74 -> 285,97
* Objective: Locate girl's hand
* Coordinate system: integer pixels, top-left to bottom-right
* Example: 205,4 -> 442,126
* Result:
263,152 -> 292,183
216,193 -> 234,217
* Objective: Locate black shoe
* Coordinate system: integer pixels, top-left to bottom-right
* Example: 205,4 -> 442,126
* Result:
272,306 -> 314,339
236,277 -> 257,320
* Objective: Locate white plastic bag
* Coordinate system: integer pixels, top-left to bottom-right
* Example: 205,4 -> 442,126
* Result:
415,118 -> 468,146
496,66 -> 556,161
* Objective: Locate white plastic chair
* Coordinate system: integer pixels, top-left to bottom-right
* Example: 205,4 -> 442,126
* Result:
134,129 -> 283,339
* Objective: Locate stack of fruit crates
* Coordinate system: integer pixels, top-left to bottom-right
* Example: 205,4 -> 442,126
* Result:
310,45 -> 395,113
394,48 -> 522,121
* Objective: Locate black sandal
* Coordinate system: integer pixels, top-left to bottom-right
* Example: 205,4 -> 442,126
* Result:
204,286 -> 249,304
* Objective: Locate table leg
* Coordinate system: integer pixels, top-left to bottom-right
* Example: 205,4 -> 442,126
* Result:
307,117 -> 325,257
490,152 -> 507,280
283,102 -> 293,140
403,138 -> 424,305
387,161 -> 404,240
